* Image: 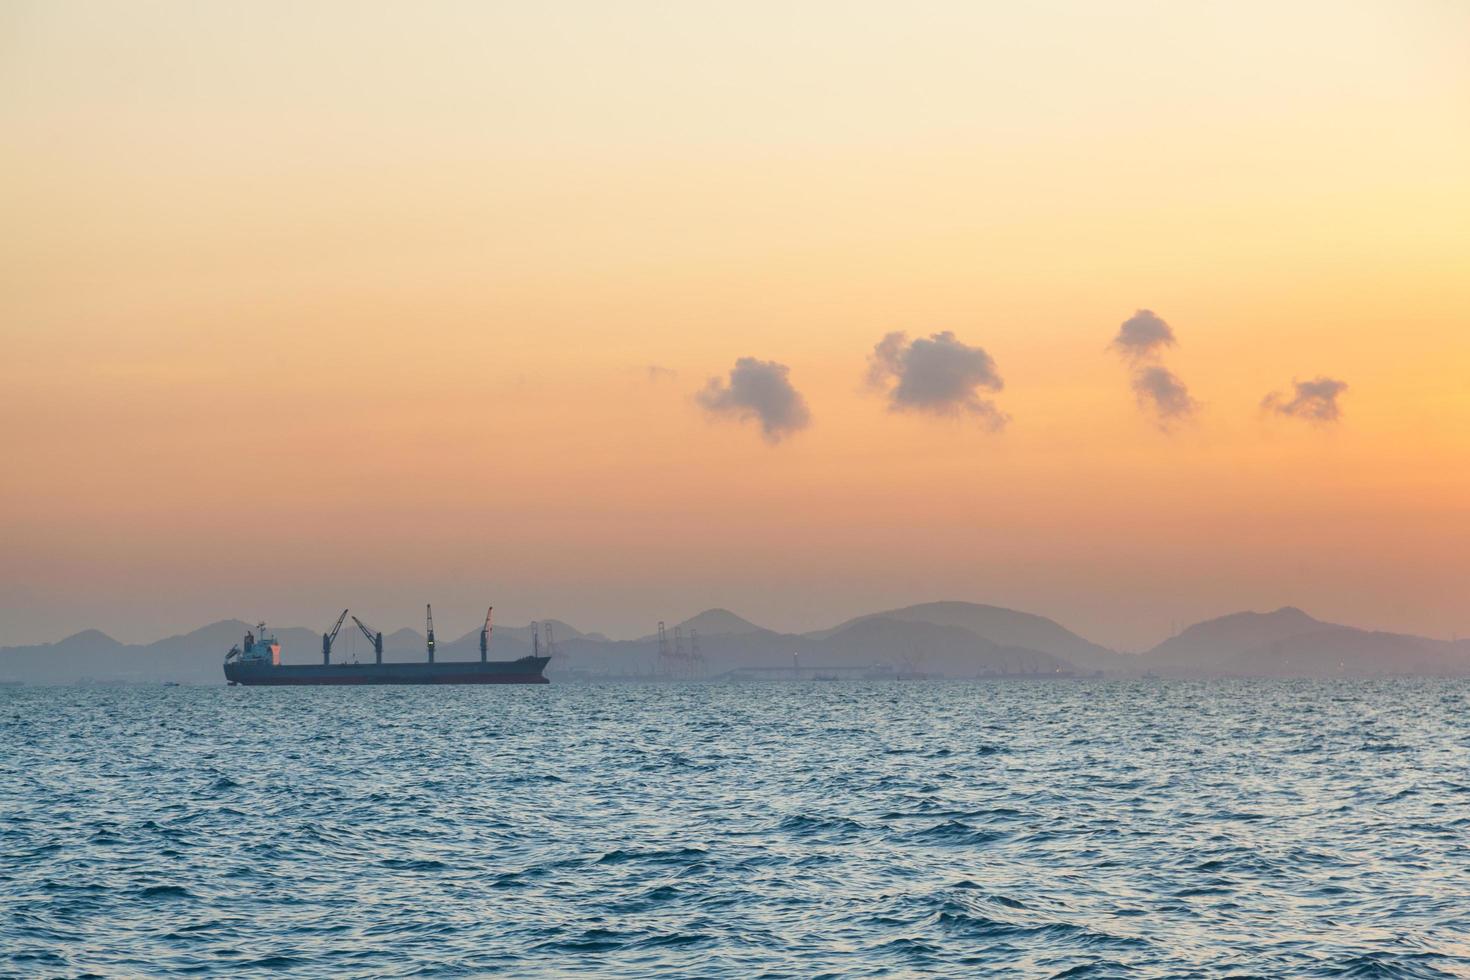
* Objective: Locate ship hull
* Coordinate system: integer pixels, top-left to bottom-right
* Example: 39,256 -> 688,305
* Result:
224,656 -> 550,686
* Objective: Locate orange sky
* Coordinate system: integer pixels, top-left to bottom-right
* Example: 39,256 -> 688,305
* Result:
2,1 -> 1468,649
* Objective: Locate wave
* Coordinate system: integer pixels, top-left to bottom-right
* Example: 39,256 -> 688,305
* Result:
6,679 -> 1470,977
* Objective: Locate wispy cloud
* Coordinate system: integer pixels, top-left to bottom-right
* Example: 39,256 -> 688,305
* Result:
866,330 -> 1008,429
696,357 -> 811,443
645,364 -> 678,382
1263,376 -> 1348,423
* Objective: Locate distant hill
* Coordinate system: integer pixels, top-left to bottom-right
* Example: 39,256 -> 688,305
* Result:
632,608 -> 765,643
494,618 -> 594,644
811,601 -> 1126,671
1145,607 -> 1324,669
568,614 -> 1082,678
820,616 -> 1074,676
7,601 -> 1464,684
1229,627 -> 1467,677
681,608 -> 763,635
0,621 -> 254,685
1145,607 -> 1470,677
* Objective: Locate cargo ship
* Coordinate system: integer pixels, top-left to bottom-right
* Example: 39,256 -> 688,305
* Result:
223,606 -> 550,686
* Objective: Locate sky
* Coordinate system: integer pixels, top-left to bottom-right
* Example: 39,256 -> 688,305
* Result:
2,1 -> 1468,650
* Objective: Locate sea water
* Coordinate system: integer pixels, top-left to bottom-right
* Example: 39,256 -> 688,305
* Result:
3,680 -> 1469,977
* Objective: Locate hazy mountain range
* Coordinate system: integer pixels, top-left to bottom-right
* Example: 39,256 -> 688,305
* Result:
2,602 -> 1466,685
1143,606 -> 1470,678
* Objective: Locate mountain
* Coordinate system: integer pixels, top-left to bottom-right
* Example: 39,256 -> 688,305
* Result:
0,602 -> 1161,684
812,601 -> 1126,670
56,628 -> 124,652
678,608 -> 764,636
1229,627 -> 1468,677
820,616 -> 1074,676
493,618 -> 593,644
0,629 -> 127,684
563,615 -> 1081,678
1145,607 -> 1470,677
8,601 -> 1461,684
0,621 -> 252,685
1145,607 -> 1324,669
631,608 -> 765,643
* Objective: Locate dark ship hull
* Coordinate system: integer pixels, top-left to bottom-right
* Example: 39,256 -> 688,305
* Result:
225,656 -> 550,686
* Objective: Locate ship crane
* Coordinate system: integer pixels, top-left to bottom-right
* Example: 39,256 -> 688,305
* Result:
479,606 -> 493,663
426,604 -> 436,664
322,609 -> 349,666
351,615 -> 384,665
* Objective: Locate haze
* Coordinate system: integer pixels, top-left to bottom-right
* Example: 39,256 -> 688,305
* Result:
2,1 -> 1468,649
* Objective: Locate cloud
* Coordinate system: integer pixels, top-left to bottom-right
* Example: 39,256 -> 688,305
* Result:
1110,309 -> 1177,362
865,331 -> 909,389
645,364 -> 678,382
1108,308 -> 1197,429
866,330 -> 1008,429
696,357 -> 811,443
1263,376 -> 1348,423
1132,365 -> 1198,425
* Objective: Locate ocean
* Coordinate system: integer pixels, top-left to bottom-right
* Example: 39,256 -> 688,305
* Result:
3,680 -> 1469,977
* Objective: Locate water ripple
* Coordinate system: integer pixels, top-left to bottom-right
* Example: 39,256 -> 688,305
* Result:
3,679 -> 1470,977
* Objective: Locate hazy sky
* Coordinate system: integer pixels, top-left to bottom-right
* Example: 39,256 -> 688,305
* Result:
3,1 -> 1468,649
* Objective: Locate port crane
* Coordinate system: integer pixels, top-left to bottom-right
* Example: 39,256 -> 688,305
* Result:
426,604 -> 436,663
322,609 -> 349,666
351,615 -> 384,665
479,607 -> 494,663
